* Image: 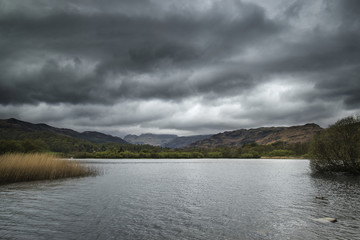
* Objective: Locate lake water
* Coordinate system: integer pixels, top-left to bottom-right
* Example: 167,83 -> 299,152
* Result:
0,159 -> 359,240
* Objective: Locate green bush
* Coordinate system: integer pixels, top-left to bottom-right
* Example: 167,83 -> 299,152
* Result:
240,151 -> 260,158
207,151 -> 223,158
267,149 -> 295,157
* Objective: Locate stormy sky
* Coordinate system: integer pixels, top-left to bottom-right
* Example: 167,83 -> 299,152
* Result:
0,0 -> 359,137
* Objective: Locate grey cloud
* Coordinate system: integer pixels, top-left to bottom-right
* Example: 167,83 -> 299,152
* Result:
0,0 -> 282,105
242,1 -> 360,111
0,58 -> 105,104
282,0 -> 305,19
313,66 -> 360,110
0,0 -> 360,135
337,0 -> 360,26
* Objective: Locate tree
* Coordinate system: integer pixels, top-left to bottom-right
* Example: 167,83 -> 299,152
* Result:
309,115 -> 360,174
267,149 -> 295,157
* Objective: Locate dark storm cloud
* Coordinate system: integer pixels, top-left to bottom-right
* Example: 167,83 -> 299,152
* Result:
294,1 -> 360,110
243,0 -> 360,111
0,0 -> 360,135
0,58 -> 104,104
0,0 -> 281,104
313,65 -> 360,110
337,0 -> 360,25
283,1 -> 303,19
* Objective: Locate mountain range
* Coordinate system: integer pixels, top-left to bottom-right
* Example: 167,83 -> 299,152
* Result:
124,134 -> 177,146
124,133 -> 212,148
189,123 -> 323,148
0,118 -> 128,144
0,118 -> 323,149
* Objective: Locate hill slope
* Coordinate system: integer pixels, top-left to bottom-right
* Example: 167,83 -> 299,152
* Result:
124,133 -> 213,148
124,133 -> 177,146
163,135 -> 213,148
190,123 -> 323,149
0,118 -> 128,144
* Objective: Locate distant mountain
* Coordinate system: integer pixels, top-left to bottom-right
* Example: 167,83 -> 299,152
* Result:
124,133 -> 177,146
190,123 -> 323,149
0,118 -> 128,144
163,135 -> 213,148
124,133 -> 214,148
0,118 -> 323,151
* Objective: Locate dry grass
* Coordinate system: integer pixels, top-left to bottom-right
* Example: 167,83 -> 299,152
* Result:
0,153 -> 98,185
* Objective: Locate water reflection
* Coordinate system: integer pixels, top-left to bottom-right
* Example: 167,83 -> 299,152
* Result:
309,174 -> 360,238
0,159 -> 359,240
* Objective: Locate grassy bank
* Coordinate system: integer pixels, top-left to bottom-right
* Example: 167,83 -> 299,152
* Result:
0,153 -> 98,185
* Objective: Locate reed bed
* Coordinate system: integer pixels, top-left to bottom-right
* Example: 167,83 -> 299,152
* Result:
0,153 -> 98,185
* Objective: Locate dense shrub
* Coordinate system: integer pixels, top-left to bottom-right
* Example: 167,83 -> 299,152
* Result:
267,149 -> 295,157
309,116 -> 360,174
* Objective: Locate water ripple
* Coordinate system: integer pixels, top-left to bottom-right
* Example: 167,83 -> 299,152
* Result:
1,159 -> 359,239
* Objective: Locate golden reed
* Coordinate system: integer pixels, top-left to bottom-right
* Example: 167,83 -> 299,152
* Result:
0,153 -> 98,184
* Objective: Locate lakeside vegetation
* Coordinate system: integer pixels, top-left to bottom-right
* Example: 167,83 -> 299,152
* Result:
0,137 -> 310,159
309,115 -> 360,175
0,153 -> 98,185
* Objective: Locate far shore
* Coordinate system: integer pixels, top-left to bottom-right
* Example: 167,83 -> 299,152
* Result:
260,156 -> 307,159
